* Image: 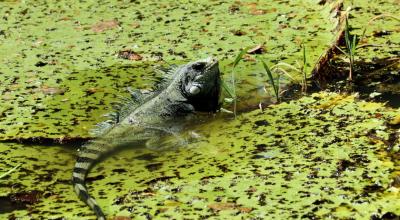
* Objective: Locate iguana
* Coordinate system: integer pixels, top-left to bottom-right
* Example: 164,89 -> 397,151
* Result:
72,57 -> 221,220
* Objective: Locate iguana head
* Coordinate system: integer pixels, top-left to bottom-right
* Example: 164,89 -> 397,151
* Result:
180,57 -> 221,112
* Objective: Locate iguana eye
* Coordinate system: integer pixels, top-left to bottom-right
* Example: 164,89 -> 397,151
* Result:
192,62 -> 205,71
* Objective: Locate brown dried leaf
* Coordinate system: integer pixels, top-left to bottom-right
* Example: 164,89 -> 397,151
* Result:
39,86 -> 66,95
231,29 -> 247,36
247,44 -> 265,54
238,207 -> 253,213
228,4 -> 240,14
208,202 -> 236,211
117,49 -> 143,61
113,216 -> 132,220
91,19 -> 119,33
85,87 -> 104,95
242,54 -> 256,62
10,190 -> 42,205
249,9 -> 267,15
192,44 -> 204,49
131,22 -> 140,28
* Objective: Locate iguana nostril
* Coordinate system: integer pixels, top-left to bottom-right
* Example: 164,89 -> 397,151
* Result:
195,75 -> 203,80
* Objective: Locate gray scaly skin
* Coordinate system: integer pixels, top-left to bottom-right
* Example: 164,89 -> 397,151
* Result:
72,57 -> 221,220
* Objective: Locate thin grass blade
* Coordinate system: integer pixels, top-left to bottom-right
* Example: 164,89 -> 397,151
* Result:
351,35 -> 357,55
334,45 -> 349,56
276,74 -> 280,101
232,47 -> 249,68
0,164 -> 21,179
303,44 -> 307,69
221,80 -> 235,98
345,18 -> 351,50
302,44 -> 307,92
260,59 -> 279,101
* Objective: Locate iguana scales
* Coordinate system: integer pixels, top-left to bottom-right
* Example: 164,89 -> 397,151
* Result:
72,57 -> 221,220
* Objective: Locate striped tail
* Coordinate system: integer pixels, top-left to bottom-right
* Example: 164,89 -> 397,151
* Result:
72,140 -> 109,220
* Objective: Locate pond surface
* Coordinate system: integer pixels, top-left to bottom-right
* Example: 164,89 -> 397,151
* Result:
1,0 -> 399,219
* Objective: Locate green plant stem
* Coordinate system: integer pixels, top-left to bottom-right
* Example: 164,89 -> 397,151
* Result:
0,164 -> 21,179
230,47 -> 248,118
231,69 -> 237,118
302,44 -> 307,92
344,17 -> 357,81
221,80 -> 235,98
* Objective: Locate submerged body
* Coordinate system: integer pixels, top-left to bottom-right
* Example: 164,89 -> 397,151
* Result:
72,58 -> 221,219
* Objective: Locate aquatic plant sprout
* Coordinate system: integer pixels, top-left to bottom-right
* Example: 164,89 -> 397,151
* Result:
334,17 -> 357,81
335,13 -> 400,81
260,59 -> 280,103
224,45 -> 307,109
269,44 -> 308,93
344,17 -> 357,81
222,47 -> 249,118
